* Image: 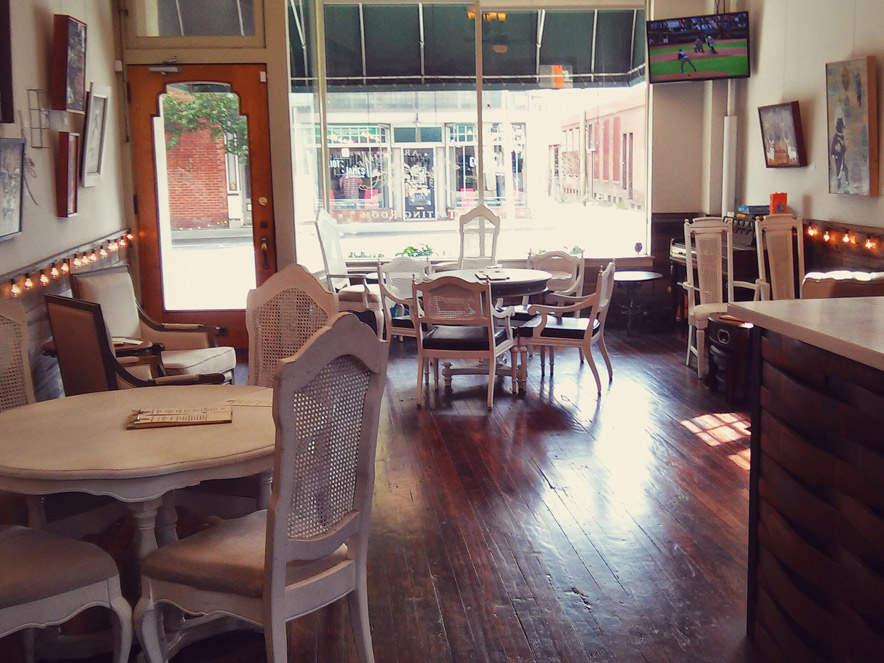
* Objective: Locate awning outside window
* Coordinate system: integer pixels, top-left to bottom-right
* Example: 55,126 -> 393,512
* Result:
289,3 -> 645,89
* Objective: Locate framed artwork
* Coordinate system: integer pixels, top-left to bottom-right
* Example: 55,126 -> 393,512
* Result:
81,83 -> 110,186
0,0 -> 12,123
0,138 -> 25,240
758,102 -> 807,168
56,132 -> 79,218
50,15 -> 87,112
826,55 -> 878,196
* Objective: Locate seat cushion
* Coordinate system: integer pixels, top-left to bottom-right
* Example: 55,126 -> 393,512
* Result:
516,316 -> 599,339
141,510 -> 348,599
801,270 -> 884,299
509,305 -> 535,322
337,283 -> 382,305
161,346 -> 236,376
391,315 -> 414,329
423,325 -> 507,351
0,525 -> 118,609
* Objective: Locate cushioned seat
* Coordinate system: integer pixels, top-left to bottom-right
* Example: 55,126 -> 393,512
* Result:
0,525 -> 118,609
516,315 -> 600,339
422,324 -> 507,351
142,510 -> 348,599
161,346 -> 237,376
336,283 -> 382,304
390,314 -> 414,329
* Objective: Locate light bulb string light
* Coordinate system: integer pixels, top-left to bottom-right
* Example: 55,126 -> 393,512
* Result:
806,224 -> 881,251
2,229 -> 134,298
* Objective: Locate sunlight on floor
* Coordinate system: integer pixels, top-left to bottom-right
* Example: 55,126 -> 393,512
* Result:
681,413 -> 751,470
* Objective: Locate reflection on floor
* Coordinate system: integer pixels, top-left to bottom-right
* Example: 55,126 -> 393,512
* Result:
7,328 -> 754,663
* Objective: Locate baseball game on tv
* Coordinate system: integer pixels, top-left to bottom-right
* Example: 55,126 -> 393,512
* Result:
646,11 -> 750,84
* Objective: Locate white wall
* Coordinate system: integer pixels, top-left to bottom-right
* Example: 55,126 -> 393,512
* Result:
737,0 -> 884,226
0,0 -> 128,274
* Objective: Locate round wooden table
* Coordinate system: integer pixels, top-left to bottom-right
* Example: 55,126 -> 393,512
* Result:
434,268 -> 552,298
0,385 -> 275,559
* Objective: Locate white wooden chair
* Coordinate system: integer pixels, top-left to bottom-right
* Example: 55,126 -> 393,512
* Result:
458,205 -> 501,269
683,217 -> 761,378
71,265 -> 236,383
376,256 -> 433,342
246,263 -> 338,388
0,524 -> 132,663
526,250 -> 585,304
755,214 -> 805,300
516,261 -> 615,395
44,295 -> 225,395
412,275 -> 516,410
0,298 -> 35,413
134,313 -> 388,663
315,209 -> 384,333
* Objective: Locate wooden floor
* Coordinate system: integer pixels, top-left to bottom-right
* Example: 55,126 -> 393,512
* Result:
10,328 -> 755,662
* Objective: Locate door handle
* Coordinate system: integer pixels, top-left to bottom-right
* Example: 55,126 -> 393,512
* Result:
260,235 -> 270,270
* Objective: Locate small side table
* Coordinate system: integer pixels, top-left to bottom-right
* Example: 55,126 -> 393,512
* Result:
613,271 -> 662,334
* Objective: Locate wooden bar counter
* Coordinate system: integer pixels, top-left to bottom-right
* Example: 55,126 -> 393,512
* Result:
727,297 -> 884,661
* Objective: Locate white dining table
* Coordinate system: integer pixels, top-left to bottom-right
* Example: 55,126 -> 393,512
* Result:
0,384 -> 275,560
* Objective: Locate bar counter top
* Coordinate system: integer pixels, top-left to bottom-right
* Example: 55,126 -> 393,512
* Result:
728,296 -> 884,372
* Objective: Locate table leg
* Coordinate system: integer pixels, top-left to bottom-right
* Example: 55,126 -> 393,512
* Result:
257,470 -> 273,510
156,493 -> 179,547
128,498 -> 163,561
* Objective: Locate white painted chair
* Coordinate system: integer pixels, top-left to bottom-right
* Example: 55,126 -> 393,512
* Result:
0,298 -> 35,413
458,205 -> 501,269
376,256 -> 433,342
683,217 -> 761,378
755,214 -> 805,300
517,261 -> 615,395
134,313 -> 388,663
246,263 -> 338,388
71,265 -> 236,383
526,250 -> 585,304
315,209 -> 384,333
0,524 -> 132,663
44,295 -> 226,395
413,275 -> 517,410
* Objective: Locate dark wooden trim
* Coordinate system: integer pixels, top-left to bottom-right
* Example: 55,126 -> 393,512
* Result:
0,0 -> 12,123
746,325 -> 763,636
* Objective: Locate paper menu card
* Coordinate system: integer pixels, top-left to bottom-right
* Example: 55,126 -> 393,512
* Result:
475,271 -> 509,281
127,407 -> 233,429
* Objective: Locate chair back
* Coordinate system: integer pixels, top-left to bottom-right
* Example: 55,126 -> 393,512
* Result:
0,298 -> 35,412
527,250 -> 584,297
44,295 -> 119,395
458,205 -> 500,270
245,263 -> 338,388
684,216 -> 734,306
265,313 -> 387,590
755,214 -> 805,300
315,209 -> 350,292
594,261 -> 616,328
414,275 -> 490,326
70,266 -> 143,339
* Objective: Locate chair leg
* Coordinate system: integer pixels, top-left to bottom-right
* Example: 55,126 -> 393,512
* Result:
518,346 -> 528,394
109,584 -> 133,663
135,597 -> 167,663
348,581 -> 375,662
685,325 -> 695,366
597,336 -> 613,381
578,348 -> 584,364
487,355 -> 497,410
549,346 -> 556,370
416,355 -> 425,408
696,329 -> 706,379
264,619 -> 288,663
540,346 -> 546,372
433,358 -> 439,385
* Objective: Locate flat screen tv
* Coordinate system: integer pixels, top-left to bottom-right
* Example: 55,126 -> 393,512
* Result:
646,11 -> 750,84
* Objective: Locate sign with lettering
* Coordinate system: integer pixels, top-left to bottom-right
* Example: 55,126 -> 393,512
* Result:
403,148 -> 435,220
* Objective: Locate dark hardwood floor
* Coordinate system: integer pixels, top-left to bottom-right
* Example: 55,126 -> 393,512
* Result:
9,328 -> 755,662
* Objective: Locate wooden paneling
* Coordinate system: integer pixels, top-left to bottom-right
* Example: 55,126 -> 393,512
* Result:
749,328 -> 884,662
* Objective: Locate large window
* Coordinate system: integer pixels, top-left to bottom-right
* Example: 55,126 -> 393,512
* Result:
289,2 -> 646,269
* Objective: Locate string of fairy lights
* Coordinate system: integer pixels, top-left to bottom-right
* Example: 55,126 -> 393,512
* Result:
805,224 -> 880,252
2,231 -> 134,299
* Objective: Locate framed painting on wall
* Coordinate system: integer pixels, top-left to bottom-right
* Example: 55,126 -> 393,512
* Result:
758,102 -> 807,168
0,0 -> 12,123
56,132 -> 79,218
825,55 -> 878,196
81,83 -> 110,186
0,138 -> 25,240
50,15 -> 87,112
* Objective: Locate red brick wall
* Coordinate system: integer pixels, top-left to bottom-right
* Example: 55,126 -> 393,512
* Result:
165,128 -> 228,230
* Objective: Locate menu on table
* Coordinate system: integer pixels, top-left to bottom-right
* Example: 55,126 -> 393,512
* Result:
127,407 -> 233,429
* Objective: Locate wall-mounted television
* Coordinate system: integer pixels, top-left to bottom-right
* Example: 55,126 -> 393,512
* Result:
646,11 -> 750,84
